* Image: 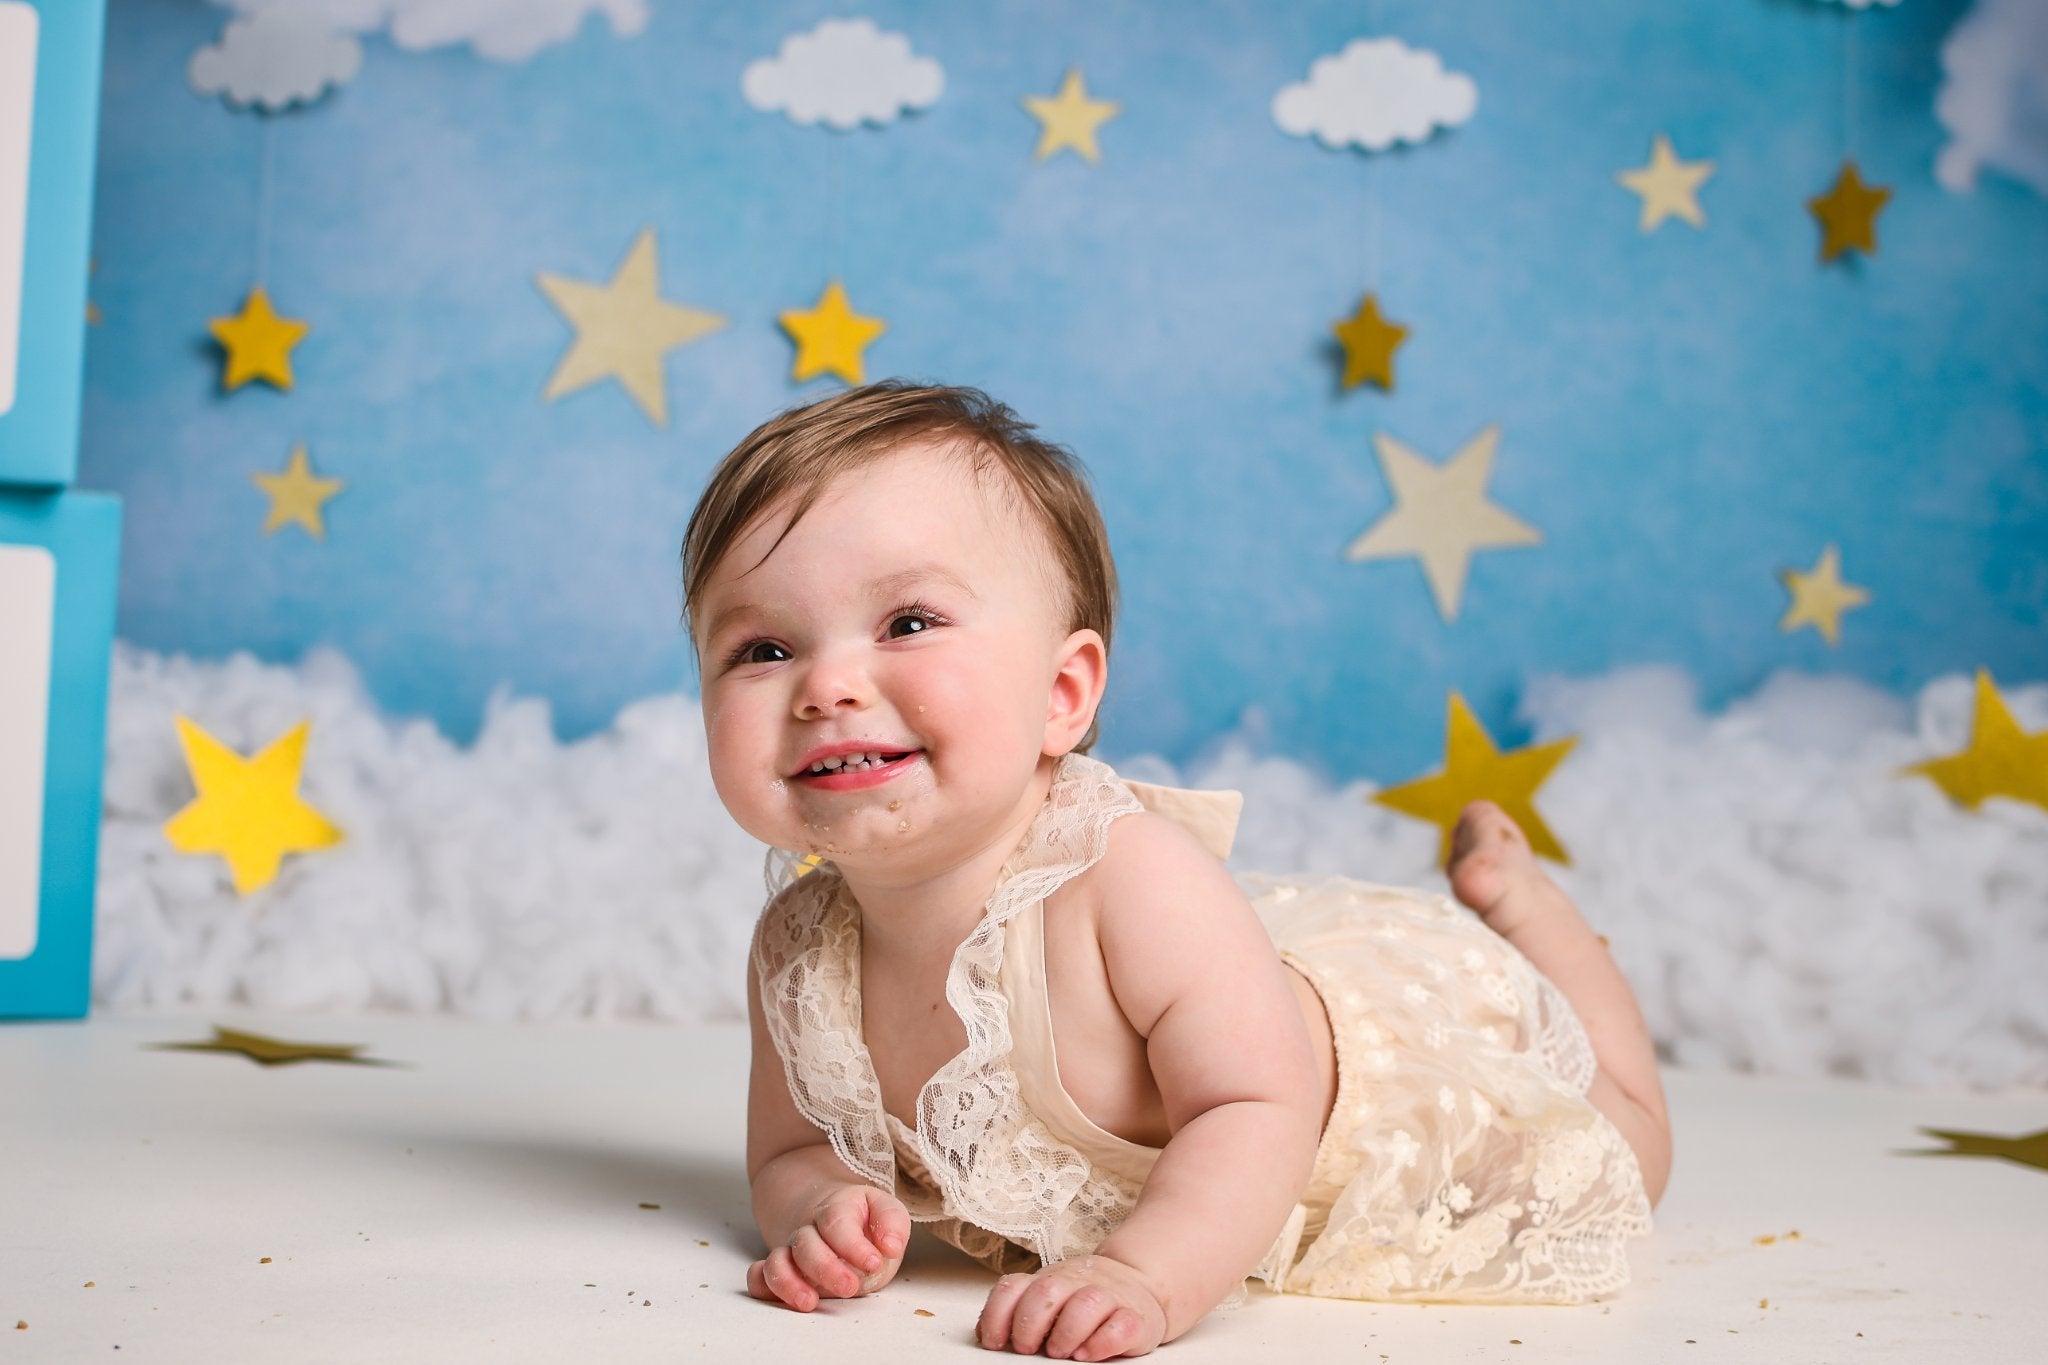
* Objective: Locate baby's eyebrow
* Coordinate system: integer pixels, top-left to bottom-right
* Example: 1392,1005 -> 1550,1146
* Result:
869,563 -> 979,603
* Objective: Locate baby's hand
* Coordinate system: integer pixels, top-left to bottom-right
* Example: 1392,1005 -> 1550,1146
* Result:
977,1254 -> 1167,1360
746,1185 -> 910,1312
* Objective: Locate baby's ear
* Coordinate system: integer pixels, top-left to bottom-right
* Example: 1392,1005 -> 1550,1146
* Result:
1044,629 -> 1108,757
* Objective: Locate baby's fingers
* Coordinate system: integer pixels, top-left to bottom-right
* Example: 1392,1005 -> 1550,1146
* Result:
788,1225 -> 864,1299
1043,1287 -> 1122,1360
817,1197 -> 886,1274
977,1273 -> 1035,1351
1073,1306 -> 1151,1362
747,1249 -> 818,1312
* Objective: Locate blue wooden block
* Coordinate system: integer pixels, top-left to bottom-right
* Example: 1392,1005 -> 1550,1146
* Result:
0,487 -> 119,1018
0,0 -> 106,486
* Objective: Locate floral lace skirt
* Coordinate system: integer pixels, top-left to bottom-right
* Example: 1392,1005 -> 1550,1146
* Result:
1245,874 -> 1653,1304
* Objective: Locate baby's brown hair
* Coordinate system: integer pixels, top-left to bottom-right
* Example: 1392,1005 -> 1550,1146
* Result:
681,381 -> 1118,750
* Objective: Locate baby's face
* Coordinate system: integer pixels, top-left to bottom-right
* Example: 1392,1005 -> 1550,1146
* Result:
695,439 -> 1083,877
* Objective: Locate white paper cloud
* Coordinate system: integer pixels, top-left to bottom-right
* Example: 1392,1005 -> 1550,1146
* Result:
742,18 -> 944,131
189,8 -> 363,112
208,0 -> 649,67
1935,0 -> 2048,196
1273,37 -> 1478,152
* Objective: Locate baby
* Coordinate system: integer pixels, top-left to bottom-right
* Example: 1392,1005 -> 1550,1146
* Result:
683,383 -> 1668,1360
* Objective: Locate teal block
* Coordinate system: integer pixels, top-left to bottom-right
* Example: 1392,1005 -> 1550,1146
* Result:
0,0 -> 106,486
0,487 -> 119,1018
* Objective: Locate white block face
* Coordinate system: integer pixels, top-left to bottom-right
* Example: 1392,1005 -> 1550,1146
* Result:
0,2 -> 38,417
0,543 -> 54,959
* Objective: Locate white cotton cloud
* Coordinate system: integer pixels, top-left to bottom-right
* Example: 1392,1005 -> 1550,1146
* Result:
1935,0 -> 2048,196
742,18 -> 944,131
1272,37 -> 1478,152
189,8 -> 363,112
208,0 -> 648,67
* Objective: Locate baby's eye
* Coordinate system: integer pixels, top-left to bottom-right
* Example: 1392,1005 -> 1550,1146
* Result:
885,603 -> 949,639
727,640 -> 791,667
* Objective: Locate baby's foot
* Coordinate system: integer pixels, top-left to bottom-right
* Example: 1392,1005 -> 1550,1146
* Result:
1446,801 -> 1573,943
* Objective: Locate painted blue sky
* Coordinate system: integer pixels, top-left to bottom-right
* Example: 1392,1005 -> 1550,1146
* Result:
77,0 -> 2048,780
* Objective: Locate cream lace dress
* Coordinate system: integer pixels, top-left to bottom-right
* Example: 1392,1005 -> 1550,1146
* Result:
751,753 -> 1652,1304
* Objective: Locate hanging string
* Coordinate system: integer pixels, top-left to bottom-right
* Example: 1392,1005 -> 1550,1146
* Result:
826,132 -> 845,284
1367,0 -> 1387,290
1844,10 -> 1859,162
253,111 -> 276,286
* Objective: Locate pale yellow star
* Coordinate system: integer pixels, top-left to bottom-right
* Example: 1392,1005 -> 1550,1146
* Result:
1617,134 -> 1714,231
1345,425 -> 1542,622
1023,68 -> 1121,163
1778,544 -> 1870,646
1808,160 -> 1891,262
251,443 -> 344,539
162,717 -> 344,895
1333,293 -> 1409,391
1373,693 -> 1579,865
1900,671 -> 2048,815
209,286 -> 309,391
778,281 -> 887,386
536,227 -> 727,427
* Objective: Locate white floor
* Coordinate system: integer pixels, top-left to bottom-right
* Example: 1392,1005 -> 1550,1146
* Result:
2,1014 -> 2042,1364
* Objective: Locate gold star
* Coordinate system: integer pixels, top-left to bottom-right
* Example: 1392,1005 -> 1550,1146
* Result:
1778,544 -> 1870,646
209,286 -> 309,392
1345,425 -> 1542,622
1808,160 -> 1891,262
1333,293 -> 1409,390
1023,68 -> 1121,163
536,227 -> 727,427
779,281 -> 887,386
1617,134 -> 1714,232
1374,693 -> 1578,865
149,1027 -> 400,1068
1906,1127 -> 2048,1176
162,717 -> 344,895
1900,671 -> 2048,815
251,443 -> 344,539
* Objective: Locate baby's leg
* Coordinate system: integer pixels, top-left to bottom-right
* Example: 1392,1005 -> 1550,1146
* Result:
1446,802 -> 1672,1205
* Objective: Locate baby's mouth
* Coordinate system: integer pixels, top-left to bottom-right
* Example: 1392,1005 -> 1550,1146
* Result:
791,749 -> 920,780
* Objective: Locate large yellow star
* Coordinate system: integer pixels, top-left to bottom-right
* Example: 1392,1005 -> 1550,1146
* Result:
251,443 -> 344,539
162,717 -> 344,895
1333,293 -> 1409,391
536,227 -> 727,427
1908,1126 -> 2048,1176
1808,160 -> 1890,262
1023,68 -> 1121,163
1617,133 -> 1714,232
1374,693 -> 1578,865
1778,544 -> 1870,646
1900,671 -> 2048,815
1345,425 -> 1542,622
150,1027 -> 399,1068
779,281 -> 887,385
209,286 -> 309,392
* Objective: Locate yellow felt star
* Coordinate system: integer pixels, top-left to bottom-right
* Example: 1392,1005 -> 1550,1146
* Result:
1778,544 -> 1870,646
778,281 -> 887,385
1900,671 -> 2048,815
1808,160 -> 1891,262
1333,293 -> 1409,390
209,286 -> 309,392
1374,693 -> 1578,865
536,227 -> 727,427
162,717 -> 344,895
1906,1126 -> 2048,1176
251,443 -> 344,539
1023,68 -> 1121,163
1345,425 -> 1542,622
1617,134 -> 1714,232
149,1027 -> 399,1068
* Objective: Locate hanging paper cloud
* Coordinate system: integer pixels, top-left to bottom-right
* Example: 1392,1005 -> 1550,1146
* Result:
205,0 -> 649,66
742,18 -> 944,130
1273,37 -> 1478,152
1936,0 -> 2048,197
189,8 -> 362,112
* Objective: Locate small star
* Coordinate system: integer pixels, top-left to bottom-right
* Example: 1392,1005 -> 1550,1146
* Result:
1808,160 -> 1890,262
1899,671 -> 2048,815
779,281 -> 887,386
1373,693 -> 1578,865
162,717 -> 344,895
1905,1126 -> 2048,1176
251,443 -> 344,539
209,286 -> 309,391
1617,134 -> 1714,232
1023,68 -> 1121,163
150,1027 -> 399,1068
536,227 -> 727,427
1333,293 -> 1409,391
1345,425 -> 1542,622
1778,544 -> 1870,646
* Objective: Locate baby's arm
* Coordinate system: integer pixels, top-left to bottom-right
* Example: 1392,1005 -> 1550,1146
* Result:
978,815 -> 1326,1357
745,962 -> 911,1311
